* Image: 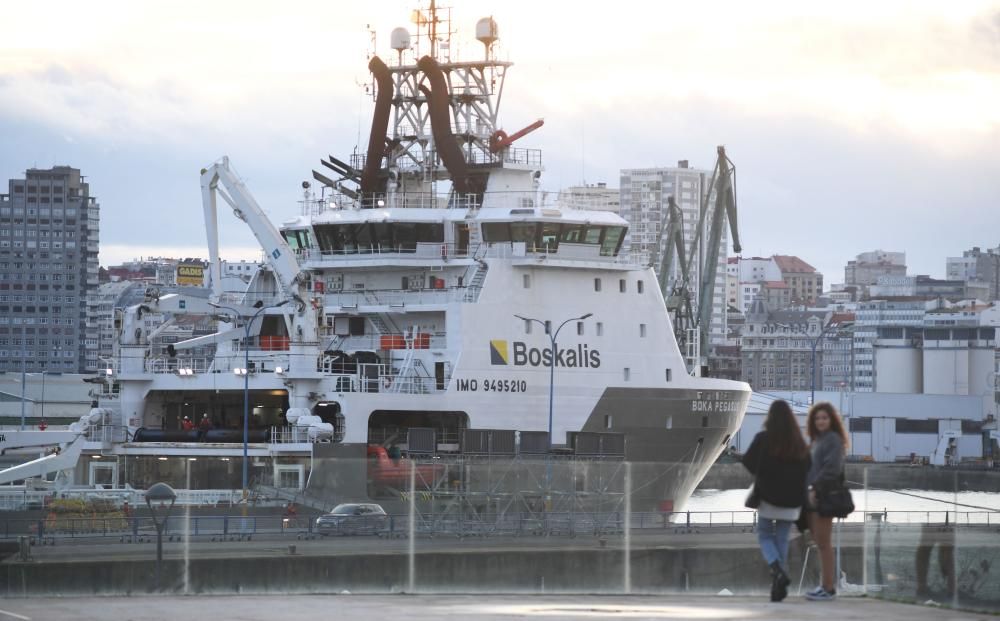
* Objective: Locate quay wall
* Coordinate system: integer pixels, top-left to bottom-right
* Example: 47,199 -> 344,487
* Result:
1,544 -> 856,597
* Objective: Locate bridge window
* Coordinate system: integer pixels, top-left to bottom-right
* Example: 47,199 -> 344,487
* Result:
482,222 -> 511,242
560,224 -> 585,243
540,222 -> 560,251
600,226 -> 625,256
314,222 -> 443,254
511,222 -> 537,246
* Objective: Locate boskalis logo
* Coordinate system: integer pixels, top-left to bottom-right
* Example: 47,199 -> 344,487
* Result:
490,340 -> 600,368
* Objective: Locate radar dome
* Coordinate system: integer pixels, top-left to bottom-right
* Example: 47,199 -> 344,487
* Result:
390,27 -> 411,52
476,17 -> 499,47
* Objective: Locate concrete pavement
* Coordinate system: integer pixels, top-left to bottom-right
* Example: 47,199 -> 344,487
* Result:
0,594 -> 993,621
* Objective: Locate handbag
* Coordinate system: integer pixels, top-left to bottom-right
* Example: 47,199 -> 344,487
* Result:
816,472 -> 855,518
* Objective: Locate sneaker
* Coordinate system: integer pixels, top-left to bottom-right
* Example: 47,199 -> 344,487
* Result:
805,585 -> 825,597
806,588 -> 837,601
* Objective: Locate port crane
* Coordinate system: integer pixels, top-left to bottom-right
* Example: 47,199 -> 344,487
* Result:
658,146 -> 742,376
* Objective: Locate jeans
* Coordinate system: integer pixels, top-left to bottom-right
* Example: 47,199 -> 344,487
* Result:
757,518 -> 793,569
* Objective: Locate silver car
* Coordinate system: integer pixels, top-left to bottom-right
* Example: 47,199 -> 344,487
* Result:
316,503 -> 388,536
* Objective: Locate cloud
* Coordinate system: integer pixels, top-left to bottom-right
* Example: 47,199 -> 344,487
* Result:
0,0 -> 997,286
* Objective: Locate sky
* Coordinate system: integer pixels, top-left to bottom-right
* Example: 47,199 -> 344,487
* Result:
1,0 -> 998,285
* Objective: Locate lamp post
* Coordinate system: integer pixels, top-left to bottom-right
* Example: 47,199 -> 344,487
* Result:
513,313 -> 593,450
145,482 -> 177,591
19,335 -> 26,430
209,300 -> 289,504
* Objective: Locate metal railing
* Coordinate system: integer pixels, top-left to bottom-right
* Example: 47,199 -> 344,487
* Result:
299,241 -> 478,261
85,424 -> 127,443
319,332 -> 448,351
319,288 -> 478,308
270,425 -> 345,444
5,508 -> 997,543
143,354 -> 291,375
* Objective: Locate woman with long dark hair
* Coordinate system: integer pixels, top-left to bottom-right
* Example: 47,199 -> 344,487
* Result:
741,400 -> 810,602
804,401 -> 849,601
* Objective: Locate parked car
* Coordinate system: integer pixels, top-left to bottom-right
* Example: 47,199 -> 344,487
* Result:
316,503 -> 388,536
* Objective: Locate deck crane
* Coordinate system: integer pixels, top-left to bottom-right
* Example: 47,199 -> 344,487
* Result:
198,156 -> 327,431
658,146 -> 742,376
115,157 -> 330,435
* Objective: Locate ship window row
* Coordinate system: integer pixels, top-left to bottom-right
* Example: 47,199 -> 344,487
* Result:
309,222 -> 444,253
481,222 -> 625,256
594,278 -> 646,295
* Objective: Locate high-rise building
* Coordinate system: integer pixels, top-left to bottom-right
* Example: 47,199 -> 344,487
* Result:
619,161 -> 728,345
0,166 -> 100,373
557,183 -> 620,213
844,250 -> 906,299
946,246 -> 1000,301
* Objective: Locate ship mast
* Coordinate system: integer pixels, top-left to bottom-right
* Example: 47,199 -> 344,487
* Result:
312,3 -> 545,208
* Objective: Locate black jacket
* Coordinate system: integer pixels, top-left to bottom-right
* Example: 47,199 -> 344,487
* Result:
741,431 -> 811,508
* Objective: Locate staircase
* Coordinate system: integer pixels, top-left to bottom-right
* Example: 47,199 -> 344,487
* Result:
463,260 -> 489,302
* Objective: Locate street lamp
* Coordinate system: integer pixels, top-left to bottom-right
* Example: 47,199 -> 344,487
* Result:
209,300 -> 289,504
145,482 -> 177,590
513,312 -> 593,450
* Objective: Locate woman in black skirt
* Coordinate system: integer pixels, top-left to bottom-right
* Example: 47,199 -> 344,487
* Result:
742,400 -> 810,602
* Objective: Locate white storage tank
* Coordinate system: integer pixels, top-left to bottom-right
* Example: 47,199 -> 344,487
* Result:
874,343 -> 922,393
923,348 -> 970,395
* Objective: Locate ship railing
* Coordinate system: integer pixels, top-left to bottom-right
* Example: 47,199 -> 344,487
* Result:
462,147 -> 542,168
85,424 -> 127,444
482,241 -> 644,266
367,427 -> 461,446
319,287 -> 478,308
299,192 -> 481,214
269,423 -> 345,444
298,241 -> 479,261
143,354 -> 291,375
319,332 -> 447,352
313,362 -> 447,394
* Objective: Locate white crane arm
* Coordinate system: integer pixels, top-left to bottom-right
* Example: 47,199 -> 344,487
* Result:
201,157 -> 305,302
